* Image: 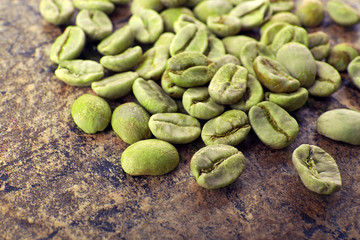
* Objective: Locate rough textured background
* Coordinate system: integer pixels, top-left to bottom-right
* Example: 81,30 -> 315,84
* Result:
1,0 -> 360,239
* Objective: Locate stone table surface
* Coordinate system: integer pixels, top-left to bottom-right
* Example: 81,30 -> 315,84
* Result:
1,0 -> 360,239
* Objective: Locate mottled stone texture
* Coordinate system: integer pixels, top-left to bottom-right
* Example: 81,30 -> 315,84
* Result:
1,0 -> 360,239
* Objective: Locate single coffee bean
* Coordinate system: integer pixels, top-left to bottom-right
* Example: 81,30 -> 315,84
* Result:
229,0 -> 272,30
265,87 -> 309,112
316,108 -> 360,145
100,46 -> 142,72
50,26 -> 86,64
173,14 -> 208,33
132,78 -> 178,114
131,0 -> 164,14
201,110 -> 251,146
260,12 -> 301,35
292,144 -> 342,194
160,7 -> 194,32
160,70 -> 186,99
208,63 -> 248,105
204,35 -> 226,60
253,56 -> 300,93
111,102 -> 152,144
55,59 -> 104,86
193,0 -> 233,23
307,61 -> 341,97
91,71 -> 139,99
240,41 -> 275,76
97,25 -> 134,56
260,21 -> 290,46
190,144 -> 246,189
166,52 -> 217,88
270,25 -> 308,53
73,0 -> 115,14
308,31 -> 331,61
129,8 -> 164,44
76,9 -> 113,41
327,43 -> 359,72
121,139 -> 179,176
347,56 -> 360,89
295,0 -> 324,27
71,94 -> 111,134
39,0 -> 75,25
269,0 -> 294,13
222,35 -> 257,59
136,46 -> 170,81
170,23 -> 208,56
326,0 -> 360,27
149,113 -> 201,144
230,74 -> 264,112
207,15 -> 242,38
182,87 -> 225,120
276,42 -> 317,88
249,101 -> 299,149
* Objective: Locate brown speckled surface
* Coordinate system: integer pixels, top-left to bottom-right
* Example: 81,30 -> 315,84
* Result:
1,0 -> 360,239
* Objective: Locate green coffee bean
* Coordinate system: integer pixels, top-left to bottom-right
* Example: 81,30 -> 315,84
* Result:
253,56 -> 300,93
230,74 -> 264,112
249,101 -> 299,149
154,32 -> 175,49
111,102 -> 152,144
121,139 -> 179,176
166,52 -> 217,88
326,0 -> 360,27
295,0 -> 324,27
207,15 -> 242,38
133,78 -> 178,114
222,35 -> 257,59
212,54 -> 241,69
136,46 -> 170,80
75,9 -> 113,41
149,113 -> 201,144
50,26 -> 86,64
260,12 -> 301,35
260,21 -> 290,46
308,31 -> 331,61
55,60 -> 104,86
204,35 -> 226,60
39,0 -> 75,25
307,61 -> 341,97
208,63 -> 248,105
91,71 -> 139,99
193,0 -> 233,23
160,71 -> 186,99
131,0 -> 164,14
201,110 -> 251,146
269,0 -> 294,13
240,41 -> 275,76
265,87 -> 308,112
270,25 -> 308,53
71,94 -> 111,134
316,108 -> 360,145
100,46 -> 142,72
160,0 -> 186,7
73,0 -> 115,14
160,7 -> 194,32
347,56 -> 360,89
170,24 -> 208,56
190,144 -> 246,189
129,8 -> 164,44
292,144 -> 342,194
173,14 -> 208,33
182,87 -> 225,120
97,25 -> 134,56
276,42 -> 317,88
229,0 -> 272,30
327,43 -> 359,72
